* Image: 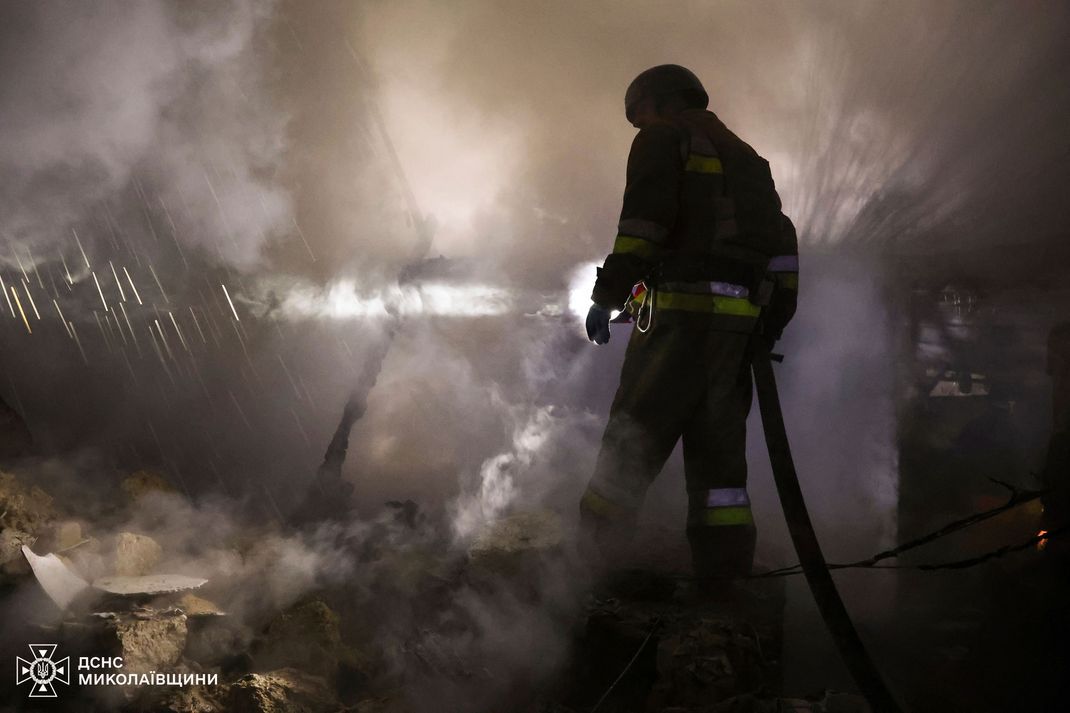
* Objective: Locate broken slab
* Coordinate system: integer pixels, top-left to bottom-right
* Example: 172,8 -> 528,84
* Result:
114,531 -> 163,576
93,574 -> 208,597
23,544 -> 207,610
228,668 -> 339,713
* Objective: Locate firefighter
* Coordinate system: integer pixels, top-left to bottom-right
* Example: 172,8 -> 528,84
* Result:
580,65 -> 799,581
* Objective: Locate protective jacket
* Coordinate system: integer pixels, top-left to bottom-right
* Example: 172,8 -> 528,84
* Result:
582,108 -> 798,579
591,108 -> 798,337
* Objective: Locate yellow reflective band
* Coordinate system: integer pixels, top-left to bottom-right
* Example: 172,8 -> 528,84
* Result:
684,154 -> 723,174
580,488 -> 633,520
657,291 -> 761,317
613,234 -> 657,258
777,273 -> 799,290
695,506 -> 754,526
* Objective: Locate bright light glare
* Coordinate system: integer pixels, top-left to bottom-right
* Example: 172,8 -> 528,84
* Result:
278,279 -> 513,320
567,261 -> 600,319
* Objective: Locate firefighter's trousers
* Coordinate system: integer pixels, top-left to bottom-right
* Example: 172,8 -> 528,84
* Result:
581,320 -> 755,579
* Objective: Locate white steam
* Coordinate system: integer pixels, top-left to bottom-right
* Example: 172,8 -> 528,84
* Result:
451,406 -> 561,540
0,1 -> 290,269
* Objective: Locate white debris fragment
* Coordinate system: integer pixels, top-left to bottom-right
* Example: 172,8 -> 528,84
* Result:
22,545 -> 208,608
21,545 -> 90,610
92,574 -> 207,596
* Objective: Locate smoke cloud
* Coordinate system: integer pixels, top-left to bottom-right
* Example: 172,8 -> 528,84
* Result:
0,2 -> 1068,703
0,1 -> 290,269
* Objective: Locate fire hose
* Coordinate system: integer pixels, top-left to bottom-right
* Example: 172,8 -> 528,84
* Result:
751,338 -> 904,713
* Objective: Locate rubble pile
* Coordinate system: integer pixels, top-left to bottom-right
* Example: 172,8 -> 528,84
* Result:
557,574 -> 869,712
0,471 -> 869,712
0,470 -> 56,577
227,668 -> 339,713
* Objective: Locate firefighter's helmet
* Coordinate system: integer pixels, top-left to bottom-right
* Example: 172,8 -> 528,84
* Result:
625,65 -> 709,123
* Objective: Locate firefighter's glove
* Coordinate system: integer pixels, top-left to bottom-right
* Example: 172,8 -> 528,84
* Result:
585,304 -> 612,345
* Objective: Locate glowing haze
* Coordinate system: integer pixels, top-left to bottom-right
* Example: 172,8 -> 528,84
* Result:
0,0 -> 1066,555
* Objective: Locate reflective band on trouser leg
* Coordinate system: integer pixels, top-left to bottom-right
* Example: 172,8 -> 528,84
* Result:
694,506 -> 754,526
706,487 -> 750,507
690,487 -> 754,527
612,234 -> 658,259
580,487 -> 635,521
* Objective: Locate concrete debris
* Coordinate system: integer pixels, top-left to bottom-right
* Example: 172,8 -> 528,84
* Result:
172,592 -> 226,617
373,547 -> 452,598
3,468 -> 855,712
404,629 -> 479,682
114,531 -> 163,576
564,571 -> 786,712
467,509 -> 564,574
93,573 -> 208,596
21,544 -> 90,610
170,593 -> 239,670
256,598 -> 344,672
92,607 -> 188,673
121,469 -> 177,502
0,471 -> 56,533
47,519 -> 84,551
158,684 -> 226,713
650,616 -> 769,707
228,668 -> 339,713
0,527 -> 33,566
255,598 -> 371,694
